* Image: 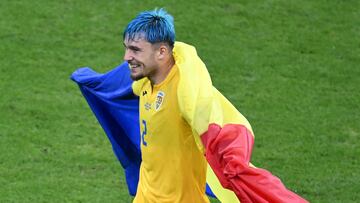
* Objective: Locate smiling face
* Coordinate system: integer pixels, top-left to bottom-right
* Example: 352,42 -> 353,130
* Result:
123,36 -> 160,81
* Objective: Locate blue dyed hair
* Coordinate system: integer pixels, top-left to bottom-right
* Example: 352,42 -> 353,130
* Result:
123,8 -> 175,47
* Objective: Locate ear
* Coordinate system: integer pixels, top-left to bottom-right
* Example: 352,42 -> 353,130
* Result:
157,45 -> 168,60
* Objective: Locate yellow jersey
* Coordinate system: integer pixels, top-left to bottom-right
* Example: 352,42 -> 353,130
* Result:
133,64 -> 210,203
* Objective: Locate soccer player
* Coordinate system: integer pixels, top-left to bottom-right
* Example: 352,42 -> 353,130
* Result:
123,9 -> 209,203
122,8 -> 307,203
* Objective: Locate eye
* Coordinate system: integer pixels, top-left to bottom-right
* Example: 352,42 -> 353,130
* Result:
132,47 -> 141,52
125,45 -> 141,54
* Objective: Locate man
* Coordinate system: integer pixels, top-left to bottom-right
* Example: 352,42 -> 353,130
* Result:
122,8 -> 308,203
123,9 -> 209,203
72,8 -> 308,203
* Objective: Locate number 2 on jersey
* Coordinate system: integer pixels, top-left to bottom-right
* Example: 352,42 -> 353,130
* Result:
141,119 -> 147,146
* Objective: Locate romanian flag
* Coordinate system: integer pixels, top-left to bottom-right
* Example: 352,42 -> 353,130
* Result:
71,42 -> 308,203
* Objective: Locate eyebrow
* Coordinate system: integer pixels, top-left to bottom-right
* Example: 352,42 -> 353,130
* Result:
123,42 -> 142,51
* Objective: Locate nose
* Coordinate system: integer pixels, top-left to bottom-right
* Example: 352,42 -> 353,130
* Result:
123,49 -> 133,61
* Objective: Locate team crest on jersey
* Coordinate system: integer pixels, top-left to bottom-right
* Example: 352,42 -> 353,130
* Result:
155,91 -> 165,111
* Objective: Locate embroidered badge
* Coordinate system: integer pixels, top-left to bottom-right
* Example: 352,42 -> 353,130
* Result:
155,91 -> 165,111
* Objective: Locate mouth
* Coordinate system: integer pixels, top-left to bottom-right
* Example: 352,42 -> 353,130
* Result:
128,63 -> 141,69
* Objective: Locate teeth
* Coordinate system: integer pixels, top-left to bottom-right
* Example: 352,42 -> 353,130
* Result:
129,64 -> 139,69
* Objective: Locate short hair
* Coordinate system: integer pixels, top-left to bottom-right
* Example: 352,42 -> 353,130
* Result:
123,8 -> 175,47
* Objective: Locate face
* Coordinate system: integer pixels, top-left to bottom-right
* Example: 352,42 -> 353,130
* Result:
123,36 -> 159,81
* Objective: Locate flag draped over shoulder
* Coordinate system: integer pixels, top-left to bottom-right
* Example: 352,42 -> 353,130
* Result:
71,42 -> 308,203
174,42 -> 308,203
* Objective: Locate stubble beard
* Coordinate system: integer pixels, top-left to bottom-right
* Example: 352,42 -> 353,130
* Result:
130,73 -> 145,81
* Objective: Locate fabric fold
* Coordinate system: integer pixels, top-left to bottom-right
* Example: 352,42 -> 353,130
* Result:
175,42 -> 308,203
71,63 -> 141,195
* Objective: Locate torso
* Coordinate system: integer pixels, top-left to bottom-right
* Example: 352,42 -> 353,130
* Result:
133,65 -> 209,203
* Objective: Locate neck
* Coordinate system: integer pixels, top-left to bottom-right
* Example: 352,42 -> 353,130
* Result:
150,56 -> 175,85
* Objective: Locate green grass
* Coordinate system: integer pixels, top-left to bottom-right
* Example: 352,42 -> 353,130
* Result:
1,0 -> 359,202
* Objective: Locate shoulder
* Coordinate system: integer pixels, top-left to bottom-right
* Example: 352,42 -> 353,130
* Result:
132,78 -> 149,96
